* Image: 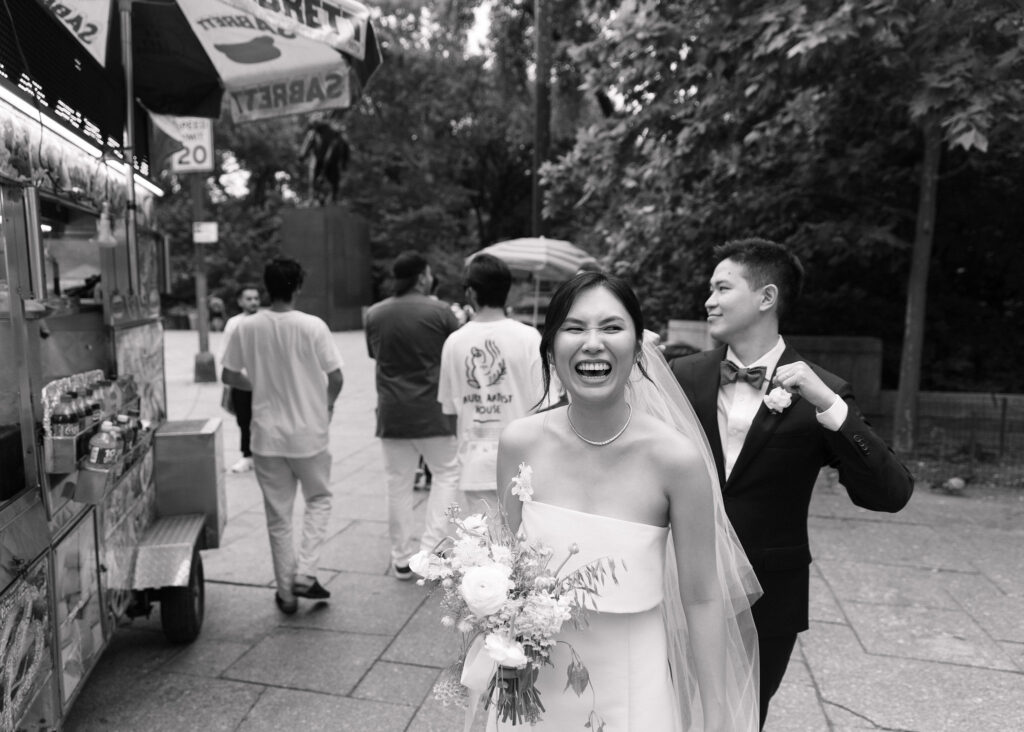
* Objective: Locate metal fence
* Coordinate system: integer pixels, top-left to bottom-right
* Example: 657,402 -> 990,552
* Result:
870,392 -> 1024,488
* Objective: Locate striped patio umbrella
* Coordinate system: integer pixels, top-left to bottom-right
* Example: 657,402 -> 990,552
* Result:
466,238 -> 597,281
466,238 -> 598,325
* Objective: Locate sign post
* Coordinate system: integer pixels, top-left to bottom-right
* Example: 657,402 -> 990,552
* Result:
190,176 -> 218,383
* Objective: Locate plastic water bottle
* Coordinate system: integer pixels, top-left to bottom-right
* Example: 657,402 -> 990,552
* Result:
87,421 -> 121,467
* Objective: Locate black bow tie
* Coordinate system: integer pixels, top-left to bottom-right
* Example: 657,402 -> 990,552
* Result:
720,360 -> 767,390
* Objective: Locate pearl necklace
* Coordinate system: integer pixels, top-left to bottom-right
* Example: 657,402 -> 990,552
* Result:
566,404 -> 632,447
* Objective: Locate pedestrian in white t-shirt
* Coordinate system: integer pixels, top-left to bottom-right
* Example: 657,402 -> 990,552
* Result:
222,258 -> 344,615
438,254 -> 552,512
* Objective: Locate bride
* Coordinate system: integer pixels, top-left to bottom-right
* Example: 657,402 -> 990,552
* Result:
495,272 -> 761,731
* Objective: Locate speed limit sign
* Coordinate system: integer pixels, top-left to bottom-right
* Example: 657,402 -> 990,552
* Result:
170,118 -> 214,173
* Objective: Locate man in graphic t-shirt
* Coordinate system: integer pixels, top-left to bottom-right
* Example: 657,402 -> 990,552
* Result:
438,254 -> 552,511
222,258 -> 344,615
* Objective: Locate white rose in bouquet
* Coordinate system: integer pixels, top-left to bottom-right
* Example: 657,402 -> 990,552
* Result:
461,564 -> 514,617
409,550 -> 446,579
484,633 -> 529,668
460,514 -> 489,535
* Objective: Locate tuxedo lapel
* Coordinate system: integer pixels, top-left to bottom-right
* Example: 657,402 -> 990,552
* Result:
725,346 -> 803,490
689,348 -> 727,488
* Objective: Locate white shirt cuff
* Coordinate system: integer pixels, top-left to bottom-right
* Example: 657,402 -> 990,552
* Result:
815,395 -> 847,431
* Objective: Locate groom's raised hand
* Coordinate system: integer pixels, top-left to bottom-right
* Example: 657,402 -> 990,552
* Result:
772,361 -> 838,413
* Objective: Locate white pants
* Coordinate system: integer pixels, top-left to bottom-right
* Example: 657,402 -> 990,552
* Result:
380,436 -> 459,564
253,450 -> 332,598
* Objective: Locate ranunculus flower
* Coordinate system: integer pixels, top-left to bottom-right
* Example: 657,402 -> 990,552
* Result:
484,633 -> 529,668
764,386 -> 793,414
460,564 -> 514,617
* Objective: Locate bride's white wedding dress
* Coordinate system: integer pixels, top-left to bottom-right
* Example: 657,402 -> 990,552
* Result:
488,499 -> 683,731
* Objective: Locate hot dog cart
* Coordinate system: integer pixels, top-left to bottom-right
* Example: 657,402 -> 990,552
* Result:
0,106 -> 223,732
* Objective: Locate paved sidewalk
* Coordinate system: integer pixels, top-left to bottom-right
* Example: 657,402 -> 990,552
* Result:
65,330 -> 1024,731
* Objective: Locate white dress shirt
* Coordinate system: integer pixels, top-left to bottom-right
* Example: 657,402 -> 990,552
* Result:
717,336 -> 847,480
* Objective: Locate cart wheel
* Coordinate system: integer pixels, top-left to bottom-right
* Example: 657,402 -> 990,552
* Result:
160,549 -> 205,643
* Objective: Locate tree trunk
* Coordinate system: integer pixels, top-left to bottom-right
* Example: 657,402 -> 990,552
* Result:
532,0 -> 552,237
893,119 -> 942,452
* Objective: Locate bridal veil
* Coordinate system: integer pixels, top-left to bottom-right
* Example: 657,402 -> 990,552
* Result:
628,340 -> 761,731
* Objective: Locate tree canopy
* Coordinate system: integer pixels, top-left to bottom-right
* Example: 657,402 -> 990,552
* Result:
153,0 -> 1024,400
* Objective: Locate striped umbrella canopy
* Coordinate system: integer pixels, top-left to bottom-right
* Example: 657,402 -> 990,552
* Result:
466,238 -> 597,281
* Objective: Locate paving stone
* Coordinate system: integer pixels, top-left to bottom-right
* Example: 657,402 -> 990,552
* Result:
809,515 -> 974,572
802,620 -> 1024,731
202,531 -> 277,586
351,660 -> 440,706
778,648 -> 813,688
407,693 -> 488,732
190,582 -> 291,644
90,625 -> 181,672
763,678 -> 827,732
319,520 -> 395,575
237,686 -> 415,732
946,571 -> 1024,643
382,597 -> 461,668
816,559 -> 964,609
952,525 -> 1024,597
289,571 -> 427,635
844,600 -> 1018,670
1000,641 -> 1024,671
327,492 -> 390,523
65,672 -> 261,732
807,572 -> 845,624
224,627 -> 389,695
213,508 -> 268,547
162,638 -> 252,677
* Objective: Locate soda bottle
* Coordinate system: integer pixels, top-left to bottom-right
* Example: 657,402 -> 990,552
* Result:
69,390 -> 89,431
51,394 -> 78,437
85,387 -> 102,427
116,414 -> 135,450
87,422 -> 121,467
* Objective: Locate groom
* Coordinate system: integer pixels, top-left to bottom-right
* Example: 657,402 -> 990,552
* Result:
670,238 -> 913,728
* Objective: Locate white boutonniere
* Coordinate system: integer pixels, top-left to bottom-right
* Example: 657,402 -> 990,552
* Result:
764,386 -> 793,414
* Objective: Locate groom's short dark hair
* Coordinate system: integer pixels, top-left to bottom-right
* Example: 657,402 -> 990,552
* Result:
714,238 -> 804,321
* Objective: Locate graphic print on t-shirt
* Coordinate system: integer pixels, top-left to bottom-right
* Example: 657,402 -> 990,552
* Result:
464,339 -> 507,389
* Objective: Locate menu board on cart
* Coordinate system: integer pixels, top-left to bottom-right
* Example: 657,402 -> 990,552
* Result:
114,320 -> 166,423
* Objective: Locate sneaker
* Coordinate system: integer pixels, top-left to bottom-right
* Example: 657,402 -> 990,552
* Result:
393,563 -> 413,581
274,592 -> 298,615
292,578 -> 331,600
231,457 -> 253,473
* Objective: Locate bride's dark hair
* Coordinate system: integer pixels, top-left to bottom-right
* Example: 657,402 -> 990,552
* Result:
537,272 -> 648,405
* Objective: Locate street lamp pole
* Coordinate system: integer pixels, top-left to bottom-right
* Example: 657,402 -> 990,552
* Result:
532,0 -> 551,237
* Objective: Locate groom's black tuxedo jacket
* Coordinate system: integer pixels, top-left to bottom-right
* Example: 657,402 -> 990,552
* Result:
670,345 -> 913,637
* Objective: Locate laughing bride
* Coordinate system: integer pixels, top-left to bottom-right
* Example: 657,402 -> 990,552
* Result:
494,272 -> 761,731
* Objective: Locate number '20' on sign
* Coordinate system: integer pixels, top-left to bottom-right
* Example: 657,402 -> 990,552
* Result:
170,119 -> 215,174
